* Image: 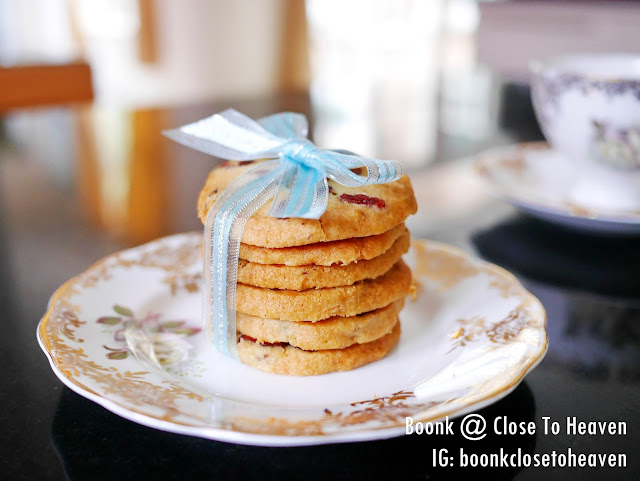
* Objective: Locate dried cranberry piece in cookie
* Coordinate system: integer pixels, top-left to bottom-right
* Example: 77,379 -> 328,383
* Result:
340,193 -> 386,209
239,334 -> 287,348
219,160 -> 255,168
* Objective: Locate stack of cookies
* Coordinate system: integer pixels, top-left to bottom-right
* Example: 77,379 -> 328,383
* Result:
197,161 -> 417,376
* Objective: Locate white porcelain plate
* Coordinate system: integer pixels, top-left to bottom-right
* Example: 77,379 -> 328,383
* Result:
475,142 -> 640,235
38,232 -> 547,446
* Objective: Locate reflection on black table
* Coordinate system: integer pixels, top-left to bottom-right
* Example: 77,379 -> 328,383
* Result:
473,215 -> 640,382
52,382 -> 535,481
473,215 -> 640,300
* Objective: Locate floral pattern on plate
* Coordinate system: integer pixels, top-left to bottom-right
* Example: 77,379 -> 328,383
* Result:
97,304 -> 200,365
38,232 -> 547,446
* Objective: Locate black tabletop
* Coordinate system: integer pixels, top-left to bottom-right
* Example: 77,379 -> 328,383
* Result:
1,89 -> 638,480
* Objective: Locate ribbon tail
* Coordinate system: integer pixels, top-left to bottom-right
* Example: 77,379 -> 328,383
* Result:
163,109 -> 287,160
203,160 -> 286,357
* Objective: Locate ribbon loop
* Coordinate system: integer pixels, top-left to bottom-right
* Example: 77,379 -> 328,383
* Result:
164,110 -> 403,358
258,112 -> 308,140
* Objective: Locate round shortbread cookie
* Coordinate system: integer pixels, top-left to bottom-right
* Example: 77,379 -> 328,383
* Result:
197,161 -> 417,248
236,231 -> 410,290
236,299 -> 404,350
235,259 -> 412,322
239,223 -> 407,267
237,322 -> 401,376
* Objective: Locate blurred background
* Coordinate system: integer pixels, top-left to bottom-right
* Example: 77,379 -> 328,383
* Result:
3,4 -> 640,480
2,0 -> 640,247
2,0 -> 640,308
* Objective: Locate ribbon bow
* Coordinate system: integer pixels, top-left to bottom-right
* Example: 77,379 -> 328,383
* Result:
164,109 -> 402,358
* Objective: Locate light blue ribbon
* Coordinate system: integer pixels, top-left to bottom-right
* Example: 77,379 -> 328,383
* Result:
164,109 -> 402,358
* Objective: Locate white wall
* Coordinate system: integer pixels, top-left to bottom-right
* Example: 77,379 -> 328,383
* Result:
76,0 -> 284,106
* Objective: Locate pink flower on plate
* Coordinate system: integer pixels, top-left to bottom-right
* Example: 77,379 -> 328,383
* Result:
97,304 -> 200,363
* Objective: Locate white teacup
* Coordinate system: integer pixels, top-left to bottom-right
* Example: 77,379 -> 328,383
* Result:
530,53 -> 640,211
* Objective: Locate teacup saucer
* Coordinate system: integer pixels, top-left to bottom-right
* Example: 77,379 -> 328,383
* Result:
475,142 -> 640,235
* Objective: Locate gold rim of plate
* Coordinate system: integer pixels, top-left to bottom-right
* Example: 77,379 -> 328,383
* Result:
37,232 -> 548,444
